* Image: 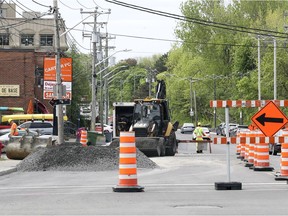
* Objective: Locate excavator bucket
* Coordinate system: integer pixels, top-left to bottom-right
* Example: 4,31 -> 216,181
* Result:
5,135 -> 52,160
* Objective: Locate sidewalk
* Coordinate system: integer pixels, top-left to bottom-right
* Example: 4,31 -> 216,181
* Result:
0,154 -> 20,176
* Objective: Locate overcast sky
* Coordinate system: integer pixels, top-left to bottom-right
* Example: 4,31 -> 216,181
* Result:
15,0 -> 184,61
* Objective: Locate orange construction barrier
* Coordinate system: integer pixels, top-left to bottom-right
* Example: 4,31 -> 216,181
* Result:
95,126 -> 102,134
275,130 -> 288,180
237,131 -> 246,160
80,130 -> 88,147
236,131 -> 243,156
113,131 -> 144,192
245,131 -> 255,168
254,131 -> 273,171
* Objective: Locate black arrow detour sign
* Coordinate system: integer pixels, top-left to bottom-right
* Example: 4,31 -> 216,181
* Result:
251,101 -> 288,136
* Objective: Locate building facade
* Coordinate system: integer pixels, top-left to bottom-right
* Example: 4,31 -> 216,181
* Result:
0,3 -> 68,114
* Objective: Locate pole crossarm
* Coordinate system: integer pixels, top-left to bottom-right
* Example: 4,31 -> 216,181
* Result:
210,100 -> 288,108
214,136 -> 288,144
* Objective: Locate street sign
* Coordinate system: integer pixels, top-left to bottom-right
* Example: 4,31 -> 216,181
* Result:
251,101 -> 288,136
49,99 -> 71,107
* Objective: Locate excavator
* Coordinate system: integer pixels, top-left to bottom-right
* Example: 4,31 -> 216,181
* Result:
111,80 -> 179,157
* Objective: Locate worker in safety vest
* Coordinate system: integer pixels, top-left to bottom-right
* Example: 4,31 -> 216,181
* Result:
193,122 -> 205,153
8,119 -> 19,136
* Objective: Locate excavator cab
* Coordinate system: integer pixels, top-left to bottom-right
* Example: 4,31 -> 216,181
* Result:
133,100 -> 163,137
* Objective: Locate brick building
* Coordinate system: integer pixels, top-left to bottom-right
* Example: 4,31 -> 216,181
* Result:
0,3 -> 68,113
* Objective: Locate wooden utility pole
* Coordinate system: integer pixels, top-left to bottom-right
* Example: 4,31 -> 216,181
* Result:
54,0 -> 64,144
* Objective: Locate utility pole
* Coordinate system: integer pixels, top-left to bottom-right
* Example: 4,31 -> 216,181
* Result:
54,0 -> 64,144
82,8 -> 98,131
258,35 -> 261,102
273,37 -> 277,100
82,10 -> 110,131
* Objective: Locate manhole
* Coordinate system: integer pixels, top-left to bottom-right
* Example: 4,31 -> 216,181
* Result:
174,204 -> 223,209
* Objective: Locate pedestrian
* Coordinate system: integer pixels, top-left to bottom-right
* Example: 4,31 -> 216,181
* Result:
8,119 -> 19,136
193,122 -> 206,153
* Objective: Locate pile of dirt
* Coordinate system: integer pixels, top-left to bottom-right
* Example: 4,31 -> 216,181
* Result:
16,143 -> 158,172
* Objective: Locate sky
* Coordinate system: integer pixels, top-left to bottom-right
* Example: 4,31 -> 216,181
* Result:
13,0 -> 185,62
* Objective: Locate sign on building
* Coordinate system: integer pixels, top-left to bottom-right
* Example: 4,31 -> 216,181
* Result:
43,57 -> 72,100
0,85 -> 20,97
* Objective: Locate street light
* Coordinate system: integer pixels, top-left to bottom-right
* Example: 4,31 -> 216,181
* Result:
102,65 -> 128,124
90,49 -> 131,131
94,49 -> 131,68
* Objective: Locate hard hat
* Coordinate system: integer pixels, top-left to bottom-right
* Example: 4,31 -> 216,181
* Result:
197,122 -> 201,126
8,119 -> 13,123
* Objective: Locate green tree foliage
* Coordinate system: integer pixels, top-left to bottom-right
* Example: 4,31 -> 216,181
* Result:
68,1 -> 288,128
65,46 -> 91,125
165,0 -> 288,126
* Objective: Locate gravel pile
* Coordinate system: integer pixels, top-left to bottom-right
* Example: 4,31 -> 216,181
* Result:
17,143 -> 158,172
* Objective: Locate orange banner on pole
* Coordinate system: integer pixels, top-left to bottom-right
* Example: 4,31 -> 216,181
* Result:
44,57 -> 72,82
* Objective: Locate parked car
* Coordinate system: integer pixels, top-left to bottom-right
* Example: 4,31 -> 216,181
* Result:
19,121 -> 53,135
63,121 -> 77,139
193,127 -> 211,140
269,129 -> 283,155
0,121 -> 53,136
180,123 -> 195,134
221,123 -> 238,136
229,125 -> 249,137
216,123 -> 225,135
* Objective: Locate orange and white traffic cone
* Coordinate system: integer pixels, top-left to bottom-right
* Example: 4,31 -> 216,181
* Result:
80,130 -> 88,147
275,142 -> 288,180
113,131 -> 144,192
253,131 -> 273,171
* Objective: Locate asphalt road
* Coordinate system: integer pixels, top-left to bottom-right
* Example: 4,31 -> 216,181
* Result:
0,131 -> 287,215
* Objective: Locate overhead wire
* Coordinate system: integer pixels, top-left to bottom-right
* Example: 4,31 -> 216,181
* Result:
105,0 -> 288,39
76,0 -> 95,9
32,0 -> 51,8
59,0 -> 80,11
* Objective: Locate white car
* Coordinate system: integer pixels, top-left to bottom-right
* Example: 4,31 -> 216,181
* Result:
180,123 -> 195,134
95,123 -> 113,133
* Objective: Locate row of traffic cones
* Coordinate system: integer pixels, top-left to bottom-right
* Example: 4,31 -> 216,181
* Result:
236,130 -> 288,180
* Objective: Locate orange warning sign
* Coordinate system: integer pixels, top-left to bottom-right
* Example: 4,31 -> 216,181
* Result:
251,101 -> 288,136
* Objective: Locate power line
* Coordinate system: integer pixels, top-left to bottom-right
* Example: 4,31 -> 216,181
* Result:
59,0 -> 80,10
32,0 -> 51,9
105,0 -> 288,39
76,0 -> 95,10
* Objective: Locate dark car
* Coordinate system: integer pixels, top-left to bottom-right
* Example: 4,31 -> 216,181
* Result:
216,123 -> 225,135
180,123 -> 195,134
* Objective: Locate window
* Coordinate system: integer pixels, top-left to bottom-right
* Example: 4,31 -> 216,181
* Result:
0,9 -> 7,18
40,34 -> 53,46
21,34 -> 34,46
0,34 -> 9,45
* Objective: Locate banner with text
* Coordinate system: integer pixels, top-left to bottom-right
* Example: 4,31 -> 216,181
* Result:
43,57 -> 72,100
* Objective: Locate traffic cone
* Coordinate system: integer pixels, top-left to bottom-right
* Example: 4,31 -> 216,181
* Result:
245,131 -> 254,168
253,131 -> 273,171
113,131 -> 144,192
275,142 -> 288,180
80,130 -> 88,147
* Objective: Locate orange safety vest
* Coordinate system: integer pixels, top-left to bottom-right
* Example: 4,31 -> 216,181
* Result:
10,122 -> 19,136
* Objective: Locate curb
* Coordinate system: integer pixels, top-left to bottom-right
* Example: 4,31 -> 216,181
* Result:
0,168 -> 17,177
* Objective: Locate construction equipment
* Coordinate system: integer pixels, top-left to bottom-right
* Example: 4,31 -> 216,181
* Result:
110,80 -> 179,157
5,133 -> 53,160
